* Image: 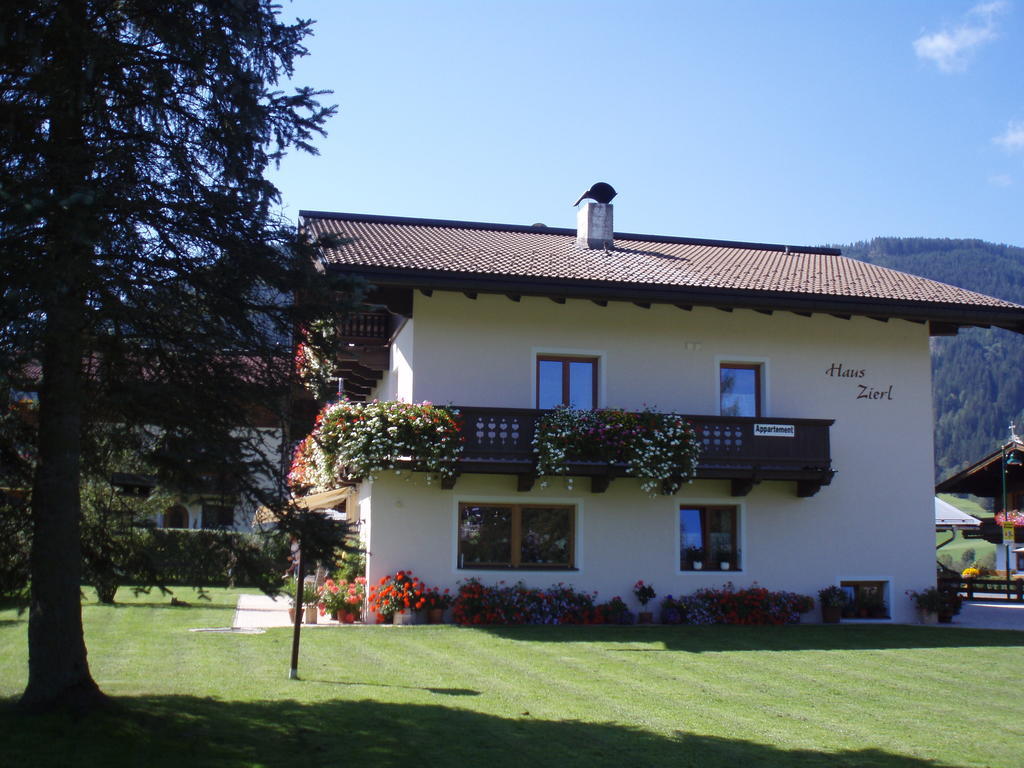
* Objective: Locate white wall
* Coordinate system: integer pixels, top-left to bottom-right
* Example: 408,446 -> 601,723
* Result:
361,292 -> 936,623
374,318 -> 414,402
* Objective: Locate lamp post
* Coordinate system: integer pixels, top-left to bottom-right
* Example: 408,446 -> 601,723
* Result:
1001,423 -> 1022,593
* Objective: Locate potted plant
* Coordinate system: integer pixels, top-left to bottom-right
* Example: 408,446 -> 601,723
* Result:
633,580 -> 657,623
907,587 -> 943,624
937,587 -> 962,623
860,594 -> 888,619
423,587 -> 453,624
660,595 -> 683,625
714,548 -> 732,571
285,578 -> 320,624
817,585 -> 848,623
600,595 -> 631,624
319,577 -> 367,623
685,546 -> 704,570
369,570 -> 425,624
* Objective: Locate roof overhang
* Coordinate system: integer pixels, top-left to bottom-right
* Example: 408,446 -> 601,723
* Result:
253,487 -> 356,525
935,497 -> 981,529
331,265 -> 1024,336
936,442 -> 1024,496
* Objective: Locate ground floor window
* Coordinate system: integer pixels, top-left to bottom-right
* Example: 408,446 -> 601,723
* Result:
679,506 -> 740,571
458,502 -> 575,569
840,580 -> 889,619
201,503 -> 235,530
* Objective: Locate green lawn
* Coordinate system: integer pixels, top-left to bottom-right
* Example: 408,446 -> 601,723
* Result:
2,589 -> 1024,768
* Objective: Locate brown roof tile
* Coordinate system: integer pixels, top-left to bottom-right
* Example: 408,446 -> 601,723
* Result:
301,212 -> 1024,325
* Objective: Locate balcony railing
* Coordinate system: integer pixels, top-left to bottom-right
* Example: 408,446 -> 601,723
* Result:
451,406 -> 834,497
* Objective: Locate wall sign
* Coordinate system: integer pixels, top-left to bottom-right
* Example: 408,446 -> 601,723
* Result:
826,363 -> 894,401
754,423 -> 795,438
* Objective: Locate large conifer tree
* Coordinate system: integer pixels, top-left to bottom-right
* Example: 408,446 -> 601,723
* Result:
0,1 -> 341,710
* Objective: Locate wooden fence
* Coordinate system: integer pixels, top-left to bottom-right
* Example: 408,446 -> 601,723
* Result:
938,576 -> 1024,601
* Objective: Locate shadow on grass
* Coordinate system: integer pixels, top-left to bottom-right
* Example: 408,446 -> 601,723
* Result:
0,696 -> 971,768
303,678 -> 480,696
473,624 -> 1024,652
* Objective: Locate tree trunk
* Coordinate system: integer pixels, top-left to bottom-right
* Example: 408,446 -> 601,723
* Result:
20,300 -> 105,711
19,0 -> 105,711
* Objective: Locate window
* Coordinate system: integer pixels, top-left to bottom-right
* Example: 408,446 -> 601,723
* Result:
458,502 -> 575,569
201,503 -> 235,530
840,580 -> 889,619
679,506 -> 739,571
537,355 -> 597,409
720,363 -> 761,417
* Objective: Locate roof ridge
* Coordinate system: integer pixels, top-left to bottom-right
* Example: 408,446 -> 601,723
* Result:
299,209 -> 842,257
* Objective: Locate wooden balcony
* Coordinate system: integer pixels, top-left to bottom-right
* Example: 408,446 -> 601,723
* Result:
451,406 -> 835,497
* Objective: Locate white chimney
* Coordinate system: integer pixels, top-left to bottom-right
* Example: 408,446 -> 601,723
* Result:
575,202 -> 614,250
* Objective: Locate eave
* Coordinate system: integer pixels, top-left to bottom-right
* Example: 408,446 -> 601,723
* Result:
328,264 -> 1024,336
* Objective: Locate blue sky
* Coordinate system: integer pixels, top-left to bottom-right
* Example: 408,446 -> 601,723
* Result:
267,1 -> 1024,248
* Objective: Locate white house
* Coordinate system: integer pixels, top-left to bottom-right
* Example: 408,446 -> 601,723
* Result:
299,193 -> 1024,622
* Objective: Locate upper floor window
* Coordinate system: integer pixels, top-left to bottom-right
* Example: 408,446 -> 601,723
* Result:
537,355 -> 597,409
458,502 -> 575,569
720,363 -> 761,417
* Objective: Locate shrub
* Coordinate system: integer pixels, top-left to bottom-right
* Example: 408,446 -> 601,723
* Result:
117,528 -> 288,590
678,583 -> 813,625
451,579 -> 597,626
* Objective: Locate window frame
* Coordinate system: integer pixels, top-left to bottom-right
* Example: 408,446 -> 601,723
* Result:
839,580 -> 890,619
457,501 -> 577,570
536,354 -> 599,410
678,504 -> 741,572
201,502 -> 235,530
718,361 -> 763,418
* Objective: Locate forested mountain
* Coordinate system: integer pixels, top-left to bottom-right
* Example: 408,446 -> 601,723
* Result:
839,238 -> 1024,481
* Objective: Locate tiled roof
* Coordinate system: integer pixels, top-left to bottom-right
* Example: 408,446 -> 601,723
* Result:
301,211 -> 1024,320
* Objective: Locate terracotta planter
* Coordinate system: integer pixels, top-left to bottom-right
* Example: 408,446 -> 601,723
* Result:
821,605 -> 842,624
638,611 -> 654,624
304,605 -> 318,624
426,607 -> 444,624
919,610 -> 938,625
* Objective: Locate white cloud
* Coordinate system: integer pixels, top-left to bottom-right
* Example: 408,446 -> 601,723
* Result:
913,1 -> 1008,73
994,121 -> 1024,151
988,173 -> 1013,187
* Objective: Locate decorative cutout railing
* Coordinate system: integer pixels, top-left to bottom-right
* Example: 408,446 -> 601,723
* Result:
453,406 -> 834,496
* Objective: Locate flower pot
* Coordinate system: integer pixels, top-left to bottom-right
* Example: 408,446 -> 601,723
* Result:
393,609 -> 419,626
638,611 -> 653,624
919,610 -> 938,625
288,607 -> 295,623
821,605 -> 841,624
938,611 -> 954,624
304,605 -> 318,624
426,607 -> 444,624
693,562 -> 703,570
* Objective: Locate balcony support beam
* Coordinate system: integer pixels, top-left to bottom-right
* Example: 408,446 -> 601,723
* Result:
516,473 -> 536,492
731,478 -> 759,497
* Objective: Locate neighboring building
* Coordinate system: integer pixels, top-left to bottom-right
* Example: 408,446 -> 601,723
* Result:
300,194 -> 1024,622
936,428 -> 1024,574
